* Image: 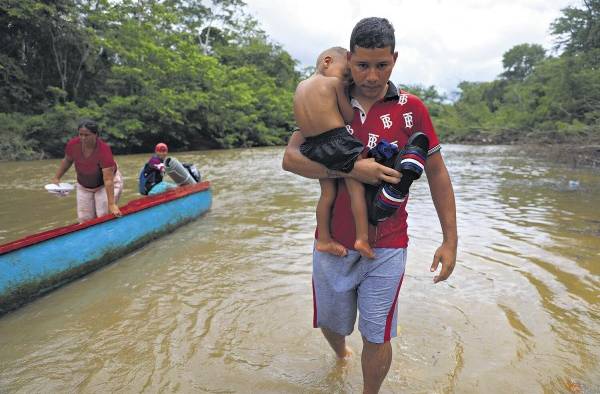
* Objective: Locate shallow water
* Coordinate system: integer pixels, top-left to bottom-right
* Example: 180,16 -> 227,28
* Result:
0,145 -> 598,393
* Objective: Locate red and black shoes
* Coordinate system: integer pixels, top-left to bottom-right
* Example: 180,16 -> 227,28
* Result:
368,132 -> 429,224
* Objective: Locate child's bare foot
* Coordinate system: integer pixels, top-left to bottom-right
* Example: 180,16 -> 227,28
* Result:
316,239 -> 348,257
354,239 -> 375,259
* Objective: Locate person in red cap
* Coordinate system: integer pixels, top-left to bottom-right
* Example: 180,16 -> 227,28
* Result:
155,143 -> 168,157
149,142 -> 168,171
139,142 -> 172,195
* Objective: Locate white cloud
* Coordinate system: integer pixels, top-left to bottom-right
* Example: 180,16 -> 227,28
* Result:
244,0 -> 579,93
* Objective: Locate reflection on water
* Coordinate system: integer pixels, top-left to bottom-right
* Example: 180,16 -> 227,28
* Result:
0,145 -> 598,393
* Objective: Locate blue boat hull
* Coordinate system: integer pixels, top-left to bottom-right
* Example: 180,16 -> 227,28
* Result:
0,183 -> 212,315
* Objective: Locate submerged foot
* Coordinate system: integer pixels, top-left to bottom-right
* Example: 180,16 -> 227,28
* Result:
316,239 -> 348,257
336,345 -> 354,362
354,239 -> 375,259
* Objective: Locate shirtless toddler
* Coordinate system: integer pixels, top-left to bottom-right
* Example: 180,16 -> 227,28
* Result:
293,47 -> 374,259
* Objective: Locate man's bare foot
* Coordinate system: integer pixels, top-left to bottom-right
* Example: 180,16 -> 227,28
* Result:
339,345 -> 353,361
316,239 -> 348,257
355,239 -> 375,259
333,344 -> 354,363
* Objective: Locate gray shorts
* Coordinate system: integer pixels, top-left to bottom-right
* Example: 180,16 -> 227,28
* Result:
312,245 -> 407,343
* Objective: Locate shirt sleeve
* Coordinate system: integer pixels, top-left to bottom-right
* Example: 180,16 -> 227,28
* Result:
98,140 -> 116,169
414,98 -> 441,156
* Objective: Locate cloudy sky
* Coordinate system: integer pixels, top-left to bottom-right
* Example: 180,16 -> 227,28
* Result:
244,0 -> 579,94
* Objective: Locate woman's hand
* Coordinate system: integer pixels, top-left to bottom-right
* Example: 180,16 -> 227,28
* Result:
109,203 -> 122,217
53,157 -> 73,186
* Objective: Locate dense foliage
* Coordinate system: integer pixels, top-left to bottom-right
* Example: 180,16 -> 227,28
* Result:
1,1 -> 598,159
401,0 -> 600,143
0,0 -> 299,159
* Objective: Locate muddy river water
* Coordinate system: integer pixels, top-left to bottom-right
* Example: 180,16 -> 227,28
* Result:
0,145 -> 598,393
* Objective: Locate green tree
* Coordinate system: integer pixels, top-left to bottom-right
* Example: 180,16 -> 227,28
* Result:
0,0 -> 108,110
551,0 -> 600,53
432,1 -> 600,140
501,43 -> 546,81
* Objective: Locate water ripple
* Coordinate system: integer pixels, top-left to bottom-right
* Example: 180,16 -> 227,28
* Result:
1,145 -> 599,392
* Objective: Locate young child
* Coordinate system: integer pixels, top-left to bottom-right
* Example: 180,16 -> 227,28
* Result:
294,47 -> 374,259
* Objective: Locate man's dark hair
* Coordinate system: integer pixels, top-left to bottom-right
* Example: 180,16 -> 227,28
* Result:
78,119 -> 99,134
350,17 -> 395,53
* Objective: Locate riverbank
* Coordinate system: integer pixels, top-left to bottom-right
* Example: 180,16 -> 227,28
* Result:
444,129 -> 600,168
3,129 -> 600,168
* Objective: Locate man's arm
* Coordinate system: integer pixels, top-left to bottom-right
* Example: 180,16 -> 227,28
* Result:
282,130 -> 401,184
425,152 -> 457,283
282,130 -> 331,179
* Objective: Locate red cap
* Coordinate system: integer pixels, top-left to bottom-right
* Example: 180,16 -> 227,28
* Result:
155,143 -> 168,153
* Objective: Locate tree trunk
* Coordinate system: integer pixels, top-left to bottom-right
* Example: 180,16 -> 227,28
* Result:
203,23 -> 212,55
73,44 -> 91,101
49,27 -> 68,93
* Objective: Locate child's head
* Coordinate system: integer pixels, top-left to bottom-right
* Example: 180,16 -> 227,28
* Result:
316,47 -> 350,81
155,142 -> 168,160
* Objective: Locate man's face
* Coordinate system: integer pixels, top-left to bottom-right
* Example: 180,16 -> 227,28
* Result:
156,151 -> 168,160
348,46 -> 397,99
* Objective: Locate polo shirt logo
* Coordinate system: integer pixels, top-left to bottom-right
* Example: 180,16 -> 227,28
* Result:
403,112 -> 414,128
367,133 -> 379,149
398,94 -> 408,105
346,125 -> 354,135
380,114 -> 393,129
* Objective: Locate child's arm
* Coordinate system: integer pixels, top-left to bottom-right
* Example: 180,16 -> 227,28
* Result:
334,80 -> 355,124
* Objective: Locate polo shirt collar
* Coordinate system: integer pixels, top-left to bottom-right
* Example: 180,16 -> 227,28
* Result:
384,81 -> 399,100
350,81 -> 399,117
350,81 -> 399,107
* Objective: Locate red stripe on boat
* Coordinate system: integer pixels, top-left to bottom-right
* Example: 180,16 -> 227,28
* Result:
384,273 -> 405,342
0,182 -> 211,255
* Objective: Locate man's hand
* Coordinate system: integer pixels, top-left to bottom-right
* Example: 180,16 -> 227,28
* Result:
51,177 -> 61,185
350,158 -> 401,185
430,241 -> 457,283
